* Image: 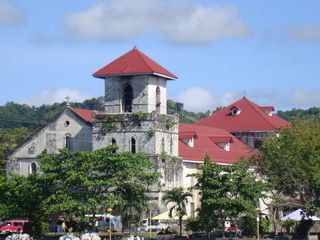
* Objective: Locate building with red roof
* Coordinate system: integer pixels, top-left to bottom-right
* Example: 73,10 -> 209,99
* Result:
179,123 -> 251,164
195,96 -> 290,149
6,48 -> 280,219
93,46 -> 177,80
92,47 -> 177,115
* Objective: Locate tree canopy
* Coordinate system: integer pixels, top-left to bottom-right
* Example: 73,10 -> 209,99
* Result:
39,145 -> 161,225
190,153 -> 267,236
0,173 -> 50,236
162,187 -> 192,236
0,145 -> 161,236
258,118 -> 320,207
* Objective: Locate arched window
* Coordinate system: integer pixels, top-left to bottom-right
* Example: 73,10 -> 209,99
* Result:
156,86 -> 161,113
65,135 -> 72,151
112,138 -> 117,153
131,137 -> 136,154
161,138 -> 165,152
29,162 -> 37,174
123,84 -> 133,112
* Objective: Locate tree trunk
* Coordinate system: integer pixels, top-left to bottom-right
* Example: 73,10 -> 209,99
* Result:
179,216 -> 183,236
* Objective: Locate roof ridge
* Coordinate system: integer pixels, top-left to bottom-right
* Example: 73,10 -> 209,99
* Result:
134,48 -> 154,73
5,108 -> 69,159
243,97 -> 280,129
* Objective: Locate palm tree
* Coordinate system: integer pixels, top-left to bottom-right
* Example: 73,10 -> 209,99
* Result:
162,187 -> 192,236
118,184 -> 149,233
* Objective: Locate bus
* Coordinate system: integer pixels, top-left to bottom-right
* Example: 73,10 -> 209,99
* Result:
86,214 -> 121,232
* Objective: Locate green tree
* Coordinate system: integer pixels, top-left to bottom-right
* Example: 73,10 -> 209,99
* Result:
258,118 -> 320,206
190,153 -> 267,238
39,145 -> 161,229
162,187 -> 192,236
0,127 -> 33,176
0,173 -> 50,236
117,183 -> 149,233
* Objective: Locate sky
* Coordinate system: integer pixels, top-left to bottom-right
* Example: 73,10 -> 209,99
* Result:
1,0 -> 320,113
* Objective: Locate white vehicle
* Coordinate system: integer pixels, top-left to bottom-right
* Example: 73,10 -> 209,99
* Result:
141,219 -> 168,232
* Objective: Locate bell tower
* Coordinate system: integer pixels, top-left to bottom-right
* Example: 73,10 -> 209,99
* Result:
93,46 -> 176,115
92,47 -> 182,192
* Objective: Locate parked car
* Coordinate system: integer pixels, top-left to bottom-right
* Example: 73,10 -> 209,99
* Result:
140,219 -> 168,232
224,221 -> 238,232
0,220 -> 29,234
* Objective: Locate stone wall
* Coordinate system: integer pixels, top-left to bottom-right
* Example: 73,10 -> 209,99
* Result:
92,111 -> 179,156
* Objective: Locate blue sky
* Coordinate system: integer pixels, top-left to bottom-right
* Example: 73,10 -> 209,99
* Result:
1,0 -> 320,112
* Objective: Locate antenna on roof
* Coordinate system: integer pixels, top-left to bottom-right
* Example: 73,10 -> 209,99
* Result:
243,91 -> 247,98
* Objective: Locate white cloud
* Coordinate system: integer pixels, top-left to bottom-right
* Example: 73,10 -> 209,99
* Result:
20,88 -> 93,107
289,24 -> 320,42
178,87 -> 214,112
63,0 -> 251,45
177,87 -> 320,112
289,87 -> 320,107
0,0 -> 26,27
177,86 -> 242,112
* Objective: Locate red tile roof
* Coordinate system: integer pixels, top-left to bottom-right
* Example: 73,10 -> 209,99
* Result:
195,97 -> 290,132
71,108 -> 103,123
93,47 -> 177,80
179,123 -> 253,164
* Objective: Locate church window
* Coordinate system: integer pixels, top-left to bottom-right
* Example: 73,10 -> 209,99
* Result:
123,84 -> 133,113
29,162 -> 37,174
112,138 -> 117,153
161,138 -> 165,152
131,137 -> 136,154
191,203 -> 195,217
156,86 -> 161,113
65,120 -> 70,127
65,135 -> 72,151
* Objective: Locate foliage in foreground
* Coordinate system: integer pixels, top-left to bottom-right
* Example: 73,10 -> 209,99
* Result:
0,173 -> 50,236
190,153 -> 267,237
39,146 -> 161,228
162,187 -> 192,236
258,118 -> 320,209
0,146 -> 161,236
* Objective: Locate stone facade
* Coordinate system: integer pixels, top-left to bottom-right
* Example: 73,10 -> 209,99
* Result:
103,75 -> 168,114
6,108 -> 92,176
94,70 -> 183,213
92,111 -> 179,156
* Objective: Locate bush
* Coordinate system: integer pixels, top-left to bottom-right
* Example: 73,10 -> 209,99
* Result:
239,216 -> 256,236
24,220 -> 48,237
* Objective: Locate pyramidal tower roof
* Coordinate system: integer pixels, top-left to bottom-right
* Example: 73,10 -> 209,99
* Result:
93,47 -> 177,80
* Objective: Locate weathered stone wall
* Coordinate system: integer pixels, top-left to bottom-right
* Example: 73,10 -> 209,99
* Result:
6,109 -> 92,176
103,75 -> 168,114
92,111 -> 179,156
92,111 -> 182,213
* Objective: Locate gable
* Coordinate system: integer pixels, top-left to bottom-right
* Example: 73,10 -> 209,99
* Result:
195,97 -> 290,131
6,108 -> 93,160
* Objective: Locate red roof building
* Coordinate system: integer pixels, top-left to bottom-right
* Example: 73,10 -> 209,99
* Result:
179,123 -> 252,164
194,97 -> 290,149
93,46 -> 177,80
71,108 -> 103,123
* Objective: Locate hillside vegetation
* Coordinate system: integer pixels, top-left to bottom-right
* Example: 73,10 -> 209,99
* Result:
1,97 -> 319,166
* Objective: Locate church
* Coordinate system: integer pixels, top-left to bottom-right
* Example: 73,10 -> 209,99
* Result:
5,47 -> 289,217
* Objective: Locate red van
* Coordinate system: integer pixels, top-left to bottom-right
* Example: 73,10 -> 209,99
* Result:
0,220 -> 29,234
